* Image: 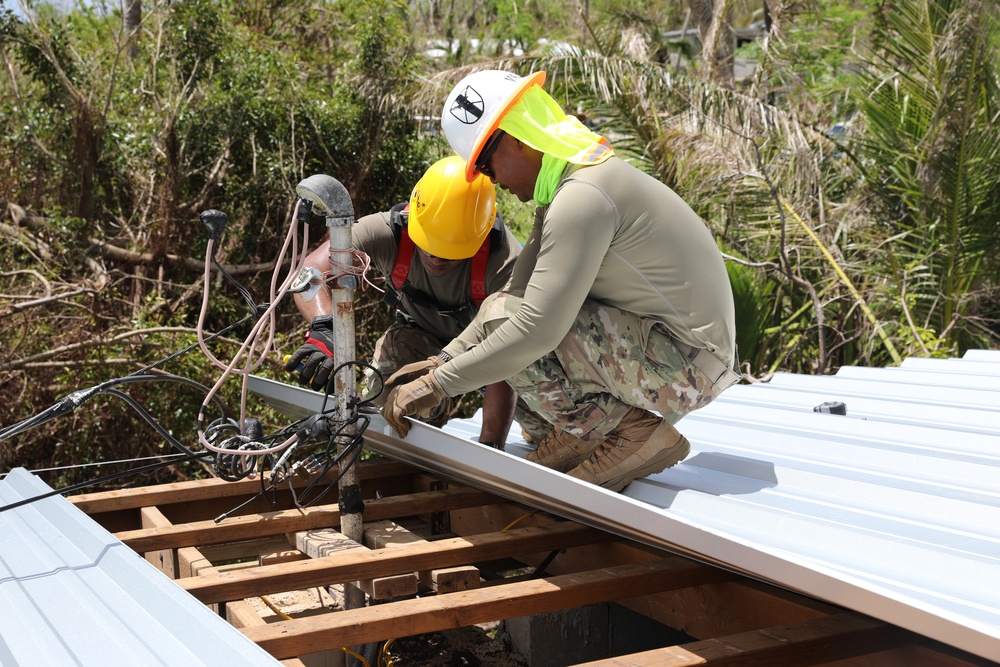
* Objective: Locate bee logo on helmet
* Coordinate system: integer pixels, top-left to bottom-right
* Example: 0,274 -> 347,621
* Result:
410,185 -> 428,213
449,85 -> 485,125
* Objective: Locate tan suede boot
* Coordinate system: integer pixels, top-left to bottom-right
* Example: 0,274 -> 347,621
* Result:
566,408 -> 690,492
525,429 -> 602,472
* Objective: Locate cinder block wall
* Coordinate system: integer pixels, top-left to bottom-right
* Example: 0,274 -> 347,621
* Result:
504,603 -> 693,665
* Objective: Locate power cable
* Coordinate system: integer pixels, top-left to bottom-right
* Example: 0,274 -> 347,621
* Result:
0,450 -> 209,514
0,453 -> 189,479
1,197 -> 378,528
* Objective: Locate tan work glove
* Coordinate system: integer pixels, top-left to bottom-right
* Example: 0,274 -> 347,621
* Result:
383,356 -> 446,393
383,371 -> 450,438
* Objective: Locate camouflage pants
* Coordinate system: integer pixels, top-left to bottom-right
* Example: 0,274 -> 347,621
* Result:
475,293 -> 723,442
361,323 -> 453,425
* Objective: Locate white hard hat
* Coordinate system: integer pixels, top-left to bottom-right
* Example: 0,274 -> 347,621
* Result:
441,69 -> 547,182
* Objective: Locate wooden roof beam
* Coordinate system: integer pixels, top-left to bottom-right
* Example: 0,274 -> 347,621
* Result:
115,486 -> 500,553
575,612 -> 923,666
179,521 -> 614,604
242,557 -> 735,659
70,459 -> 416,514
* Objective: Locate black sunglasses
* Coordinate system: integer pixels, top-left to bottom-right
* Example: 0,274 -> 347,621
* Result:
475,130 -> 505,179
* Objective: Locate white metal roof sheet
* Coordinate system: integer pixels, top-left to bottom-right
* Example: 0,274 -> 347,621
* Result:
256,349 -> 1000,660
248,350 -> 1000,662
817,364 -> 1000,392
899,356 -> 1000,374
635,350 -> 1000,660
766,370 -> 1000,408
0,468 -> 282,667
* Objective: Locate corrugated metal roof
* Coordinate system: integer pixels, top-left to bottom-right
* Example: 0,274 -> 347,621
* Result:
625,351 -> 1000,661
0,468 -> 282,667
249,349 -> 1000,663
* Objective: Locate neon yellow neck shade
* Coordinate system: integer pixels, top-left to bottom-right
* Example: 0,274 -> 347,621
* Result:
498,86 -> 613,166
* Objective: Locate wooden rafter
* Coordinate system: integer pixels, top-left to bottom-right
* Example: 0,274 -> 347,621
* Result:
68,460 -> 990,667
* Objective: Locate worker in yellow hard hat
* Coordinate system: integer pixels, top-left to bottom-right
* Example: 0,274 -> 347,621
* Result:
383,71 -> 742,492
287,155 -> 524,448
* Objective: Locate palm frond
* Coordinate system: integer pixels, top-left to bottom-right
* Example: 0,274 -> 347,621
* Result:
852,0 -> 1000,347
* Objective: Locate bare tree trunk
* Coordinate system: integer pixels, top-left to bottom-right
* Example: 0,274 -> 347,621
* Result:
71,104 -> 100,223
125,0 -> 142,59
574,0 -> 590,47
18,10 -> 104,224
689,0 -> 735,87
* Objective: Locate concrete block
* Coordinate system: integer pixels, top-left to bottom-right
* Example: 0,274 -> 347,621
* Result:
365,520 -> 481,593
505,604 -> 609,667
295,527 -> 418,600
608,603 -> 694,655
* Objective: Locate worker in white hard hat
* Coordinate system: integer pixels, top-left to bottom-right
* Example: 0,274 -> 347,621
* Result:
287,155 -> 523,448
381,70 -> 741,492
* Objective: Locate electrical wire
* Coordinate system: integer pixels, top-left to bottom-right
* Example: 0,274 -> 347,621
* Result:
0,452 -> 190,479
0,374 -> 229,446
260,592 -> 373,667
379,639 -> 397,667
502,510 -> 538,531
259,596 -> 293,621
0,450 -> 208,514
340,646 -> 371,667
212,404 -> 373,522
129,313 -> 256,377
2,195 -> 379,528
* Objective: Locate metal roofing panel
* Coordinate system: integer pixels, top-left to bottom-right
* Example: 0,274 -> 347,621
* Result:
963,350 -> 1000,363
0,468 -> 282,667
766,371 -> 1000,409
703,382 -> 1000,433
249,350 -> 1000,662
832,364 -> 1000,392
899,356 -> 1000,374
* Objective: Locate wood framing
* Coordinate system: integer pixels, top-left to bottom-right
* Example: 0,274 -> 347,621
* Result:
70,458 -> 996,667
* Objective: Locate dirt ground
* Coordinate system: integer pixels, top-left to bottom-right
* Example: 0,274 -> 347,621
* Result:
379,624 -> 528,667
246,586 -> 529,667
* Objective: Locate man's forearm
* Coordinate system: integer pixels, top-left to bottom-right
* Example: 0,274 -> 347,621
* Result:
478,381 -> 516,448
294,286 -> 333,321
293,242 -> 335,321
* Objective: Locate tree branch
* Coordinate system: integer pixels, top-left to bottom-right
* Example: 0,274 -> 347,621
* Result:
0,327 -> 246,372
8,204 -> 284,277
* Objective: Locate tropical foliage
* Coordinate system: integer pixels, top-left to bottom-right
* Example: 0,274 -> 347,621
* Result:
1,0 -> 998,489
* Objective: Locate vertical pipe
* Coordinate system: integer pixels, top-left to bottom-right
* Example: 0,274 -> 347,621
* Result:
295,175 -> 365,622
326,212 -> 365,612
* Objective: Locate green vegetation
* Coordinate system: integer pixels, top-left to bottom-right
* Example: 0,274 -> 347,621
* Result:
1,0 -> 997,489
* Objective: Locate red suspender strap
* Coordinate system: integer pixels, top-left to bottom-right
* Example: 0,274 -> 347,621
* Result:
391,227 -> 415,290
470,238 -> 490,307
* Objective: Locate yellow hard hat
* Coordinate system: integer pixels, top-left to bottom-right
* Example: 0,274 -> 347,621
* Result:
407,156 -> 497,260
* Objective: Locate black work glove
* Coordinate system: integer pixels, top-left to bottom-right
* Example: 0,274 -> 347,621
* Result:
285,315 -> 337,392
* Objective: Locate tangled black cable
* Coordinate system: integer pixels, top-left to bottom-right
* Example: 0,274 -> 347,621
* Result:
0,374 -> 228,453
211,359 -> 384,522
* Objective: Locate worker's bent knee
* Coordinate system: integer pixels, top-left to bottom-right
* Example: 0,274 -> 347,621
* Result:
477,292 -> 522,338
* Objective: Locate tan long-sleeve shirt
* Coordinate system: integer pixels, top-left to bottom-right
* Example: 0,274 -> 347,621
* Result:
438,156 -> 736,396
